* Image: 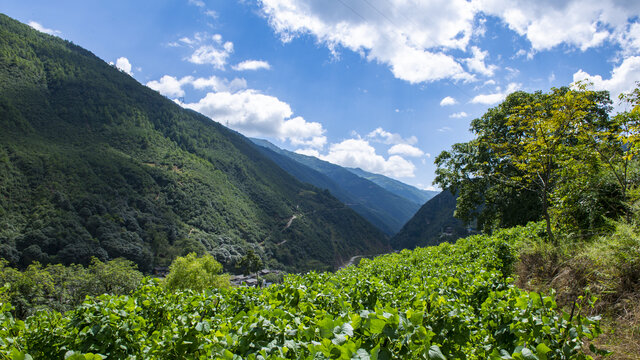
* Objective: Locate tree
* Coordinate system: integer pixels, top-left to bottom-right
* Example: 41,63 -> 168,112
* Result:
435,91 -> 544,232
164,252 -> 229,292
236,249 -> 263,277
435,85 -> 614,240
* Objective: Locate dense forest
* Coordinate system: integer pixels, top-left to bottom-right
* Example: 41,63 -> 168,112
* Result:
0,14 -> 389,273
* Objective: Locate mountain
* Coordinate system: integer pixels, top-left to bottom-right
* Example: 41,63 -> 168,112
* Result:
0,14 -> 389,273
251,138 -> 421,235
346,167 -> 438,205
391,190 -> 471,250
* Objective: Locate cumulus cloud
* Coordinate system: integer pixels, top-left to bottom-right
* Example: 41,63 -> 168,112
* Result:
471,83 -> 521,105
190,76 -> 247,92
115,57 -> 133,75
233,60 -> 271,71
464,46 -> 498,76
259,0 -> 476,83
258,0 -> 640,83
28,21 -> 61,36
173,33 -> 234,69
449,112 -> 468,118
366,127 -> 417,145
147,75 -> 190,97
295,148 -> 321,157
388,144 -> 425,157
320,139 -> 416,178
146,75 -> 247,98
573,56 -> 640,110
440,96 -> 457,106
478,0 -> 640,52
180,89 -> 326,148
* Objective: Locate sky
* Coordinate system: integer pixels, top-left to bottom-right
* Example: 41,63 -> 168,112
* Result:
4,1 -> 640,191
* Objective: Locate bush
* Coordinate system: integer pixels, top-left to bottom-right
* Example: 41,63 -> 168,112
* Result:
164,252 -> 229,292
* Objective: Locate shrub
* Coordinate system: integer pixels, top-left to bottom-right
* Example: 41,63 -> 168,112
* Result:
164,252 -> 229,292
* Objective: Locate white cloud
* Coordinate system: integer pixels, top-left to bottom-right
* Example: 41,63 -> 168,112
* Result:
188,0 -> 205,7
258,0 -> 640,84
181,89 -> 326,148
388,144 -> 425,157
573,56 -> 640,110
417,184 -> 439,191
147,75 -> 191,97
471,82 -> 521,105
190,76 -> 247,92
176,33 -> 234,69
367,127 -> 417,145
449,112 -> 468,118
478,0 -> 640,52
190,43 -> 234,69
440,96 -> 457,106
146,75 -> 247,98
438,126 -> 452,132
320,139 -> 416,178
464,46 -> 498,76
28,21 -> 61,36
471,93 -> 505,105
233,60 -> 271,71
115,57 -> 133,75
259,0 -> 476,83
295,148 -> 321,157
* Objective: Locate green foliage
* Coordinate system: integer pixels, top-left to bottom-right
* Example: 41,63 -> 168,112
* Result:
391,190 -> 469,250
1,231 -> 603,359
236,249 -> 264,276
435,84 -> 639,240
0,14 -> 388,273
164,252 -> 229,292
0,258 -> 142,318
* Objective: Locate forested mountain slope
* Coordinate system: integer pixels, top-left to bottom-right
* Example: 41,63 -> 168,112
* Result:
251,138 -> 420,235
346,167 -> 438,205
0,14 -> 389,272
391,190 -> 469,250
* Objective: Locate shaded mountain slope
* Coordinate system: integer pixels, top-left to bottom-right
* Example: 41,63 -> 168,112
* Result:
346,167 -> 438,206
0,14 -> 389,272
391,190 -> 470,250
251,138 -> 421,235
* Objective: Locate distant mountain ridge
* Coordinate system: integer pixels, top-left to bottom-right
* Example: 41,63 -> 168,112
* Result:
391,190 -> 471,250
346,167 -> 438,205
251,138 -> 425,235
0,14 -> 389,272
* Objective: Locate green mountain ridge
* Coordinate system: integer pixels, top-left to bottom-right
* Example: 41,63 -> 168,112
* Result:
391,190 -> 470,250
251,138 -> 422,235
346,167 -> 438,205
0,14 -> 389,272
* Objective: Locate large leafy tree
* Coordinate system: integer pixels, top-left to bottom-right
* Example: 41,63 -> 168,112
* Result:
435,91 -> 544,232
435,85 -> 616,240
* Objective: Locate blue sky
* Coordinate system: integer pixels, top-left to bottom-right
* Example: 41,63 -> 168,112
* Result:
4,1 -> 640,190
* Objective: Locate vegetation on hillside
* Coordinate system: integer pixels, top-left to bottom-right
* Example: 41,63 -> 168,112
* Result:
0,14 -> 388,273
391,191 -> 469,250
252,139 -> 421,235
0,225 -> 608,359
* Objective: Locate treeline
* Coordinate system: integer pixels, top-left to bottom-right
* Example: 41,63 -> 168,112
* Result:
0,253 -> 233,320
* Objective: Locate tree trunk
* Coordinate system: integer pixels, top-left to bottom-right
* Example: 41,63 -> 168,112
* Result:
542,186 -> 555,244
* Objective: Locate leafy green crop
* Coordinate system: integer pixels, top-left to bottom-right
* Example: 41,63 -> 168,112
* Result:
0,228 -> 603,359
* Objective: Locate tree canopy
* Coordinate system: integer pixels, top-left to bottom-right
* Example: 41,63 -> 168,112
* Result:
435,83 -> 639,239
